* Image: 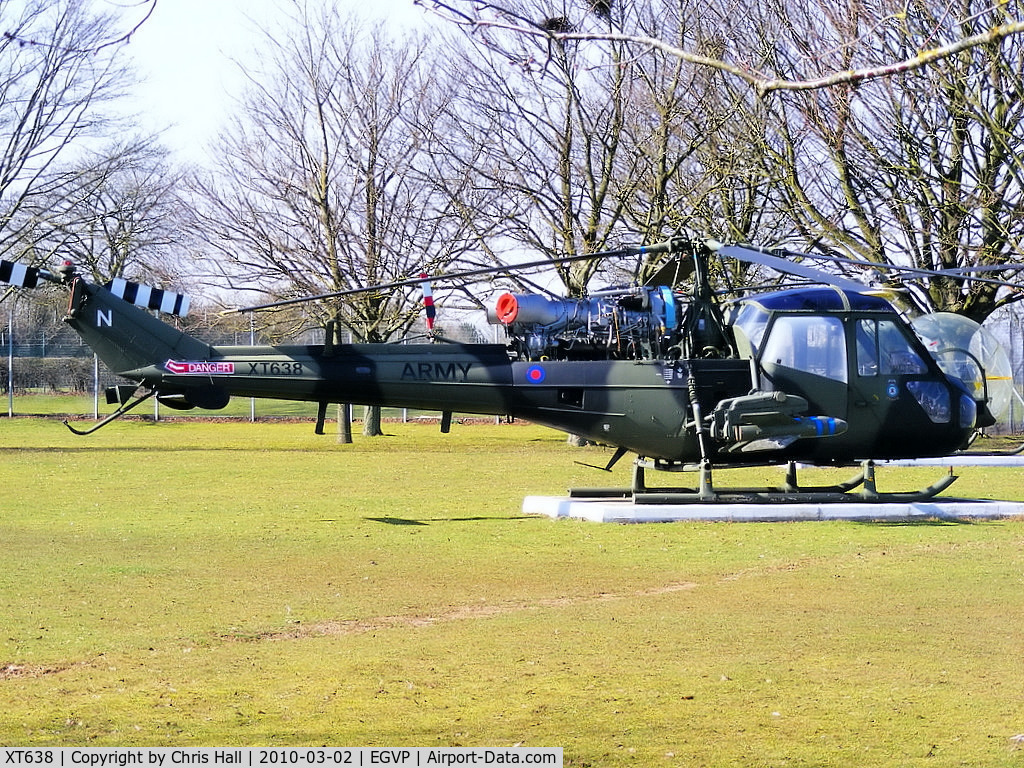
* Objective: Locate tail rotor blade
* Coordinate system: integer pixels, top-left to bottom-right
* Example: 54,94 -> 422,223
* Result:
0,259 -> 41,289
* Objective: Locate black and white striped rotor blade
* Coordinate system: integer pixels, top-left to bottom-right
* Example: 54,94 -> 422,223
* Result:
104,277 -> 191,317
0,259 -> 41,289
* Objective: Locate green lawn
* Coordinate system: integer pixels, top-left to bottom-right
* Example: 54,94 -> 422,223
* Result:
1,417 -> 1023,766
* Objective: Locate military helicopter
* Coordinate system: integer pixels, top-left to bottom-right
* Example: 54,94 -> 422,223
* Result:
0,238 -> 1017,503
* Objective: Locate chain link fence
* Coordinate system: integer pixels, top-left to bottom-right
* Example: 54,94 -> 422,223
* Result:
2,326 -> 113,404
0,319 -> 321,419
0,315 -> 490,422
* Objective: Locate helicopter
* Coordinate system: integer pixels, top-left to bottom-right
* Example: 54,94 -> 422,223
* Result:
0,238 -> 1017,503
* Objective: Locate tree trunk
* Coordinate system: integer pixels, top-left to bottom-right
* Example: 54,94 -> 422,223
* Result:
336,403 -> 352,444
363,404 -> 384,437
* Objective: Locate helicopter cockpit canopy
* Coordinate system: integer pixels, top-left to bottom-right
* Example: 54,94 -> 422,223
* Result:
730,288 -> 905,380
729,287 -> 986,432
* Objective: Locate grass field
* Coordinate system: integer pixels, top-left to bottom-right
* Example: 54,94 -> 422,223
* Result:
1,416 -> 1023,765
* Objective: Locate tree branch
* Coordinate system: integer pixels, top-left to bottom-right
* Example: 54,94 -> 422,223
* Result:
421,0 -> 1024,96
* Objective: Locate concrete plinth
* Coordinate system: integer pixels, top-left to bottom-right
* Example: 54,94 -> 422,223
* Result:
523,495 -> 1024,523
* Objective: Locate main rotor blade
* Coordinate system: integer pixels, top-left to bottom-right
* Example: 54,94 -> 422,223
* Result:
887,263 -> 1024,288
104,277 -> 191,317
712,243 -> 867,292
232,240 -> 684,313
800,251 -> 1024,290
715,243 -> 1024,293
768,245 -> 1023,291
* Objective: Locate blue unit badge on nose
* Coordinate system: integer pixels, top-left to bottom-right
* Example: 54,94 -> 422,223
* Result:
526,365 -> 546,384
886,379 -> 899,399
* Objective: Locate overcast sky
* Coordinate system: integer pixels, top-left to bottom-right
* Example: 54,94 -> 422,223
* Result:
124,0 -> 427,163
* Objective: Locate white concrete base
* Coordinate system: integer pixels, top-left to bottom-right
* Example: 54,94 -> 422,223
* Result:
523,495 -> 1024,523
881,455 -> 1024,467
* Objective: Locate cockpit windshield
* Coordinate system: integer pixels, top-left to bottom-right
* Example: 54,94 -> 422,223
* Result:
731,303 -> 769,354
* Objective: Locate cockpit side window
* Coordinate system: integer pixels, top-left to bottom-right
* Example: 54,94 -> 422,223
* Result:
759,315 -> 848,383
856,319 -> 927,376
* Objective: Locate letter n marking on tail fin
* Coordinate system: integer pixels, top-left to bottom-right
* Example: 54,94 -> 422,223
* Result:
96,309 -> 113,327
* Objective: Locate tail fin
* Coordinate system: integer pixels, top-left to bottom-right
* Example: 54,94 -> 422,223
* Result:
64,278 -> 212,379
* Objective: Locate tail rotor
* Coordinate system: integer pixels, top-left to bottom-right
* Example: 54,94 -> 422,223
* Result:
0,259 -> 43,289
1,256 -> 190,319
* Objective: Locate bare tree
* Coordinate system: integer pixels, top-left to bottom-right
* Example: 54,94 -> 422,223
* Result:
438,0 -> 1024,315
609,0 -> 798,286
0,0 -> 138,267
437,0 -> 684,298
193,1 -> 479,435
22,139 -> 191,287
436,0 -> 799,296
762,0 -> 1024,321
0,0 -> 164,362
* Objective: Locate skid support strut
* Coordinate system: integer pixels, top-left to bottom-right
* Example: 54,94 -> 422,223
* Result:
570,459 -> 957,504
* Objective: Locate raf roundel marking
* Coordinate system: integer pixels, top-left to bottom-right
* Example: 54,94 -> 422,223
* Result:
526,364 -> 546,384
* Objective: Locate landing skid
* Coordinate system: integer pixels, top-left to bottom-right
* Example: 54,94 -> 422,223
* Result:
64,388 -> 155,436
569,459 -> 958,504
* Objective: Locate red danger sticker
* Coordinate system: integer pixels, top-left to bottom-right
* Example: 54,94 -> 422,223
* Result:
165,360 -> 235,375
